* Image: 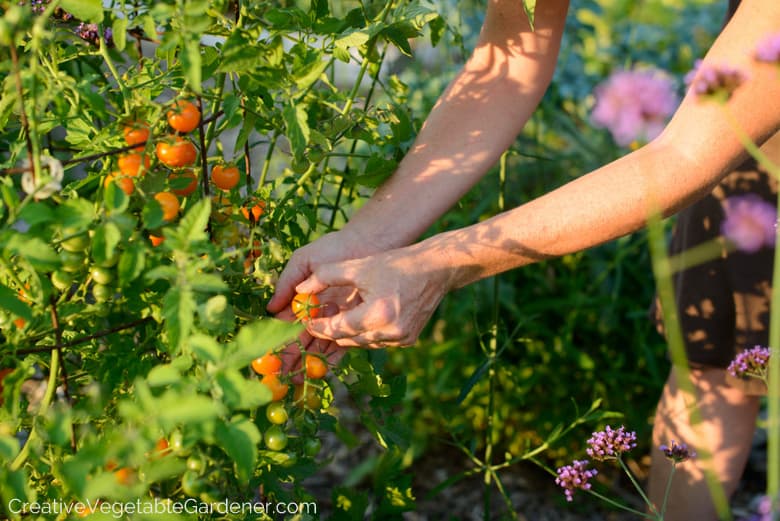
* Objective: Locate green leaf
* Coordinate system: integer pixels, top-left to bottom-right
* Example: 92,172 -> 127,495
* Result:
91,222 -> 121,266
0,435 -> 19,460
294,58 -> 329,92
335,29 -> 370,49
18,203 -> 54,227
283,103 -> 310,160
112,17 -> 128,51
215,370 -> 272,410
103,181 -> 129,214
147,364 -> 181,387
55,199 -> 95,230
118,242 -> 145,285
191,274 -> 227,293
4,235 -> 59,271
156,392 -> 221,426
190,333 -> 222,362
177,198 -> 210,245
162,287 -> 195,351
183,38 -> 202,93
60,0 -> 104,23
215,417 -> 261,482
225,319 -> 302,369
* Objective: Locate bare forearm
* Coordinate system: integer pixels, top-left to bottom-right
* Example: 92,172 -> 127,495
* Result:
342,0 -> 569,249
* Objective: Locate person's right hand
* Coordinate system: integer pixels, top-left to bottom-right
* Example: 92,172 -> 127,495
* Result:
266,228 -> 388,316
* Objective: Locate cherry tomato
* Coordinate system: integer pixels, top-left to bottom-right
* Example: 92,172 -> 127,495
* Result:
92,283 -> 113,303
303,437 -> 322,458
260,374 -> 289,402
61,234 -> 89,253
292,293 -> 320,321
104,171 -> 134,195
114,467 -> 133,485
180,470 -> 204,496
305,355 -> 328,380
90,266 -> 114,285
167,100 -> 201,134
60,250 -> 86,273
264,425 -> 288,451
51,270 -> 73,291
13,317 -> 26,329
123,121 -> 150,147
154,437 -> 170,457
266,402 -> 288,425
156,136 -> 197,168
293,384 -> 322,410
240,200 -> 265,222
169,169 -> 198,196
211,164 -> 240,191
149,234 -> 165,247
118,152 -> 150,177
154,192 -> 180,221
251,353 -> 282,376
186,455 -> 205,473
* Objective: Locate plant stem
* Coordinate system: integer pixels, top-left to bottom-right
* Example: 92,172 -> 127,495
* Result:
767,187 -> 780,507
660,464 -> 677,517
618,456 -> 659,517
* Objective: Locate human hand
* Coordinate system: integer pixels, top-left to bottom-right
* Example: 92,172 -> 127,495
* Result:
294,244 -> 454,348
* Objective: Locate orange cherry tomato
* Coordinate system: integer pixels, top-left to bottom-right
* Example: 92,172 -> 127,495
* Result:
211,164 -> 240,191
149,234 -> 165,247
104,171 -> 134,195
293,384 -> 322,410
260,374 -> 289,402
305,355 -> 328,380
167,100 -> 201,134
118,152 -> 150,177
169,170 -> 198,196
251,353 -> 282,376
292,293 -> 320,321
123,121 -> 150,147
156,136 -> 197,168
241,200 -> 266,222
114,467 -> 134,485
154,192 -> 180,221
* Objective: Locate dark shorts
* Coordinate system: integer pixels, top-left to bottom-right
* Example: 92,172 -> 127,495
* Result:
653,133 -> 779,368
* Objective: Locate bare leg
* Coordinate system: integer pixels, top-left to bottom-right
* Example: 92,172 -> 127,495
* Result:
648,366 -> 759,521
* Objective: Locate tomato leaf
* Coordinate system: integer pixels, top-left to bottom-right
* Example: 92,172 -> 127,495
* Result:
215,417 -> 261,482
177,198 -> 210,246
215,370 -> 272,410
18,203 -> 54,227
91,222 -> 121,266
0,284 -> 32,321
103,181 -> 129,214
225,319 -> 303,369
162,287 -> 195,352
60,0 -> 104,23
118,242 -> 145,285
522,0 -> 536,29
5,235 -> 59,272
112,17 -> 128,52
283,103 -> 310,160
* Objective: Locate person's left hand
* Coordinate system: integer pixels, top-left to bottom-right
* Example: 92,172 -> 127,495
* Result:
293,245 -> 454,348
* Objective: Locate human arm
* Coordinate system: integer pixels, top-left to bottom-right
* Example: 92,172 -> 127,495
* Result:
296,0 -> 780,347
265,0 -> 570,313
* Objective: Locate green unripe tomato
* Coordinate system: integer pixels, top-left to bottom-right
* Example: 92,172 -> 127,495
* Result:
90,266 -> 114,285
180,470 -> 204,496
303,437 -> 322,458
186,455 -> 204,473
60,251 -> 86,273
60,234 -> 89,253
92,283 -> 113,303
265,402 -> 288,425
264,425 -> 288,451
97,252 -> 120,268
51,270 -> 74,291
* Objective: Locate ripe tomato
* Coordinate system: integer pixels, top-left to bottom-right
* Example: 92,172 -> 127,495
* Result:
167,100 -> 201,133
169,169 -> 198,196
155,437 -> 170,456
156,136 -> 197,168
264,425 -> 288,451
305,355 -> 328,380
154,192 -> 180,221
118,152 -> 150,177
265,402 -> 288,425
260,374 -> 289,402
114,467 -> 134,485
251,353 -> 282,376
13,317 -> 26,329
211,164 -> 240,191
240,200 -> 266,222
292,293 -> 320,321
293,384 -> 322,410
149,234 -> 165,247
104,171 -> 134,195
123,121 -> 150,147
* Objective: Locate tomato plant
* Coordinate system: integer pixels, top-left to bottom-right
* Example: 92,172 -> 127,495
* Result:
211,164 -> 239,191
154,191 -> 180,221
123,121 -> 150,147
167,99 -> 200,134
156,136 -> 197,167
305,354 -> 329,380
251,352 -> 282,376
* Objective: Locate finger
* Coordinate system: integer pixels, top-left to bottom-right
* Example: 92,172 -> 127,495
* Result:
296,261 -> 360,295
267,254 -> 310,313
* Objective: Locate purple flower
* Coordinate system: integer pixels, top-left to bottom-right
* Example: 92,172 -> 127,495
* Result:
555,460 -> 598,502
756,33 -> 780,64
75,23 -> 114,47
586,425 -> 637,461
727,345 -> 771,380
721,194 -> 777,253
659,440 -> 696,463
591,68 -> 679,147
686,60 -> 748,101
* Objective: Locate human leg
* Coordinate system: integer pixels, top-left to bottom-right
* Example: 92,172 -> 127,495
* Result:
647,366 -> 759,521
